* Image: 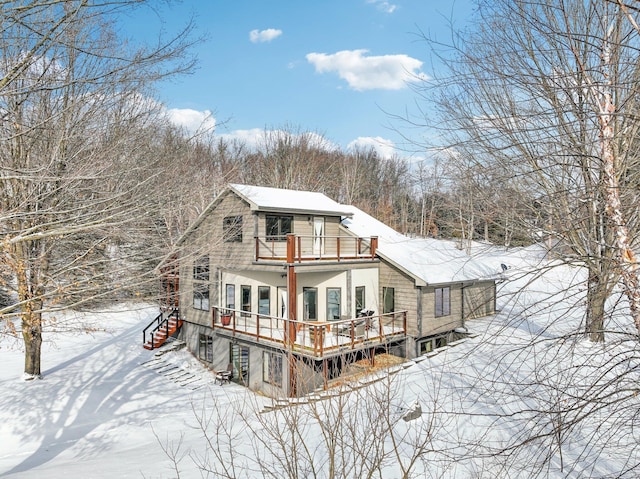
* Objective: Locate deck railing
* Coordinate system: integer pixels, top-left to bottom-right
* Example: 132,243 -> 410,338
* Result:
255,234 -> 378,262
212,306 -> 406,358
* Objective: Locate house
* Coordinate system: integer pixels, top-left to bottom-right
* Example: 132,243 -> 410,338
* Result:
144,184 -> 498,398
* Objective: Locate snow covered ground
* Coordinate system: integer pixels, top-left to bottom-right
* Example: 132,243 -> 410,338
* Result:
1,245 -> 639,478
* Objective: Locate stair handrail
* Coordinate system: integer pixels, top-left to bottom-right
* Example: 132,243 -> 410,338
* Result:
143,308 -> 180,350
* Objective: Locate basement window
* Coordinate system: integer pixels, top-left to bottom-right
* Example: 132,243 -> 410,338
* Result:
263,351 -> 283,387
419,335 -> 449,355
198,334 -> 213,362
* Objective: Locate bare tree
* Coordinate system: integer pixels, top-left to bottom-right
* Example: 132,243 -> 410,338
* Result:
0,1 -> 196,378
239,127 -> 342,195
418,0 -> 640,341
163,373 -> 440,479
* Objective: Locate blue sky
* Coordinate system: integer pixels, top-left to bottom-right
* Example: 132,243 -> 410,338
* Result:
125,1 -> 475,158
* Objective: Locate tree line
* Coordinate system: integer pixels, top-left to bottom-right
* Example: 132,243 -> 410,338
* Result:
150,126 -> 536,250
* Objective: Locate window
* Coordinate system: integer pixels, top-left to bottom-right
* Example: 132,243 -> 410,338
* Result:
355,286 -> 365,317
383,287 -> 395,314
193,256 -> 209,281
241,285 -> 251,317
223,215 -> 243,242
230,343 -> 249,383
419,335 -> 448,355
266,215 -> 292,241
435,287 -> 451,317
327,288 -> 341,320
420,339 -> 433,355
313,217 -> 325,255
193,283 -> 210,310
198,334 -> 213,362
226,284 -> 235,311
303,287 -> 318,320
258,286 -> 270,316
277,287 -> 288,319
263,351 -> 283,386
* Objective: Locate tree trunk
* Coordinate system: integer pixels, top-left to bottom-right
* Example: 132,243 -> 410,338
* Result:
22,311 -> 42,378
601,136 -> 640,334
586,271 -> 606,342
598,32 -> 640,336
13,240 -> 45,378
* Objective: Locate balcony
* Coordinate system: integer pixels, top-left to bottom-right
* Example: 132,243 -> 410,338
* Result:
255,234 -> 378,263
212,306 -> 406,358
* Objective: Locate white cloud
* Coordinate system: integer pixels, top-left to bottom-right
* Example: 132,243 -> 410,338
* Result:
249,28 -> 283,43
219,128 -> 265,150
167,108 -> 216,134
366,0 -> 398,13
220,128 -> 338,152
306,49 -> 427,91
347,136 -> 397,159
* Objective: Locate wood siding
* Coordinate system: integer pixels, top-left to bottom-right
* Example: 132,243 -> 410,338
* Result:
420,284 -> 465,336
378,259 -> 469,339
179,192 -> 254,326
463,281 -> 496,320
379,260 -> 418,335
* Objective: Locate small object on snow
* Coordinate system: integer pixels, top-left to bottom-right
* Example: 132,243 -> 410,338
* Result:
501,263 -> 508,272
215,370 -> 232,385
402,401 -> 422,422
215,364 -> 233,385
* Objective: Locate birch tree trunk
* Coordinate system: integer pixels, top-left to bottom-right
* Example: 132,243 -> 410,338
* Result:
571,10 -> 640,335
599,75 -> 640,334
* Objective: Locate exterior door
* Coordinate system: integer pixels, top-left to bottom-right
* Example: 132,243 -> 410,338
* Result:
313,217 -> 325,256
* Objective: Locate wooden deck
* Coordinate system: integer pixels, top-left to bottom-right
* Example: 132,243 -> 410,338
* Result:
255,234 -> 378,263
212,307 -> 406,358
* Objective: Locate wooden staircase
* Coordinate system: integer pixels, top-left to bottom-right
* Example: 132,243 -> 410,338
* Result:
143,310 -> 183,350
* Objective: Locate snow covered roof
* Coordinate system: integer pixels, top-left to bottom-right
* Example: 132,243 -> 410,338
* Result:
341,205 -> 498,285
230,184 -> 352,217
172,184 -> 498,284
171,184 -> 352,249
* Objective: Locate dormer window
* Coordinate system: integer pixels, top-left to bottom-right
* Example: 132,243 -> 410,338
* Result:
266,215 -> 292,241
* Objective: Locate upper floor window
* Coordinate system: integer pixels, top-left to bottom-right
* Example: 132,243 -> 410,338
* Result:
193,255 -> 209,281
327,287 -> 341,320
355,286 -> 365,317
258,286 -> 270,316
241,285 -> 251,317
266,215 -> 292,241
223,215 -> 243,242
383,287 -> 395,314
193,283 -> 210,311
226,284 -> 236,310
435,287 -> 451,317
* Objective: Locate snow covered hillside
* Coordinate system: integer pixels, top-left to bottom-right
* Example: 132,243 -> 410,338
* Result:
0,245 -> 638,478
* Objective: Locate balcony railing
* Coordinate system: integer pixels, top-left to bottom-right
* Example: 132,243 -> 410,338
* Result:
255,234 -> 378,263
212,306 -> 406,358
